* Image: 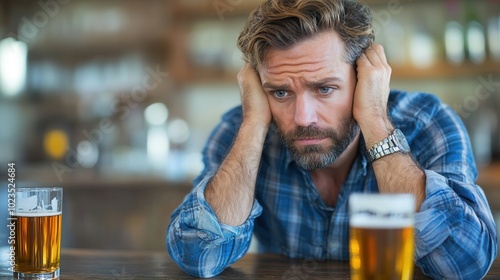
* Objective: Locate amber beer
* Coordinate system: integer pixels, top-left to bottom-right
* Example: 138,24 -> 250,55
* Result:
14,213 -> 62,274
349,193 -> 415,280
13,187 -> 62,279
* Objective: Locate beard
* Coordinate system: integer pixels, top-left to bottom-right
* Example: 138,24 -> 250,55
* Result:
276,116 -> 359,170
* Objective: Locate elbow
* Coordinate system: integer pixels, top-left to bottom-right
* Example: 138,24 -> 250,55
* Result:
473,228 -> 498,278
418,233 -> 497,279
167,243 -> 226,278
479,234 -> 498,278
462,248 -> 497,280
419,255 -> 493,280
166,228 -> 228,278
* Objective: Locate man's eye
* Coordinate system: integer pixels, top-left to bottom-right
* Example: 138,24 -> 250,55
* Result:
319,87 -> 333,94
273,90 -> 288,98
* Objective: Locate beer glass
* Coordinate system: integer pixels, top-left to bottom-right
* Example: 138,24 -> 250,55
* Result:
349,193 -> 415,280
13,187 -> 63,279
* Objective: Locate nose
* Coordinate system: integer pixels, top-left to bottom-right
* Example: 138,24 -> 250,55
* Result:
294,93 -> 318,127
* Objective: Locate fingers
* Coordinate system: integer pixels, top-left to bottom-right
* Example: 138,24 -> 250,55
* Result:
237,64 -> 272,124
359,44 -> 389,68
238,63 -> 260,84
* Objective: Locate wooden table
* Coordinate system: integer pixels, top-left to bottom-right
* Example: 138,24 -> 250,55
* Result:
1,249 -> 499,279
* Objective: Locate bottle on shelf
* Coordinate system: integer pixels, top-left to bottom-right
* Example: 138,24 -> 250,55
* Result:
445,21 -> 465,65
464,0 -> 487,64
409,26 -> 436,69
467,21 -> 487,64
487,13 -> 500,61
444,0 -> 465,65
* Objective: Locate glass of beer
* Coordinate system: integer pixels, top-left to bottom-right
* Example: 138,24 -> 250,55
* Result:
349,193 -> 415,280
13,187 -> 63,279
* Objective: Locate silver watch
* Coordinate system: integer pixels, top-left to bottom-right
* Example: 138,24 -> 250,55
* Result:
367,129 -> 410,162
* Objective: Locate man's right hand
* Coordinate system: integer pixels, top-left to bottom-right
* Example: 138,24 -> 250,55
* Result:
204,64 -> 271,226
237,63 -> 272,126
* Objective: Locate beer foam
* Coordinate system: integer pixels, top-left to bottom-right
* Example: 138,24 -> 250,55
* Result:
349,193 -> 415,213
350,214 -> 413,228
13,211 -> 62,217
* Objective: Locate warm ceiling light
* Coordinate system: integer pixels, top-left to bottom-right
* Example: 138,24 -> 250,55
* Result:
43,129 -> 69,160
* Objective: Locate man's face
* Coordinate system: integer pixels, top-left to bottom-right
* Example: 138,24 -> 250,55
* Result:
259,31 -> 359,170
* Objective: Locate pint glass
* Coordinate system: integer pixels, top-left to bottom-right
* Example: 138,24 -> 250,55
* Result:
13,187 -> 63,279
349,193 -> 415,280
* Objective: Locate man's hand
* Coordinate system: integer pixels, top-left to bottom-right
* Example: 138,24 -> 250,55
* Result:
352,44 -> 394,147
237,63 -> 272,126
205,64 -> 271,226
354,45 -> 425,210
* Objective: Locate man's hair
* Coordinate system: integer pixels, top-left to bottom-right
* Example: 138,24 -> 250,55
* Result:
237,0 -> 374,69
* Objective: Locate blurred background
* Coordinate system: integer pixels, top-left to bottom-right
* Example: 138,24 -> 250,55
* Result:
0,0 -> 499,252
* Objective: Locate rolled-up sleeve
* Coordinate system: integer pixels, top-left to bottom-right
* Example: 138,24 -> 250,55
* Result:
167,175 -> 263,278
415,170 -> 497,279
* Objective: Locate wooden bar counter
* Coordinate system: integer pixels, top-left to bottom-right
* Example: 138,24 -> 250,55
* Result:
1,249 -> 499,279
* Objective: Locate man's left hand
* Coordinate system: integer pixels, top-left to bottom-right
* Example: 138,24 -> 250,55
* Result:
353,44 -> 394,147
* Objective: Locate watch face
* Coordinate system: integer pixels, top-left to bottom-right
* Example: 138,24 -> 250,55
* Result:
395,129 -> 411,152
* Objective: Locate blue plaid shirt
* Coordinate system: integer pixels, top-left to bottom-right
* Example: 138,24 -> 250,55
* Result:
167,90 -> 497,279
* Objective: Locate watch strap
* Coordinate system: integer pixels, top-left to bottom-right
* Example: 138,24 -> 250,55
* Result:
367,129 -> 404,162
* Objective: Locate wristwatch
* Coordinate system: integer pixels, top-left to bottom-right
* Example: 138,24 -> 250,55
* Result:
367,129 -> 410,162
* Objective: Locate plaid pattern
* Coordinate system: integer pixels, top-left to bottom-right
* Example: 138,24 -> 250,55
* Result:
167,90 -> 497,279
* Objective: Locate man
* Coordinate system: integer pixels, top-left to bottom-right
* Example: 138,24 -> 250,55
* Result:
167,0 -> 498,278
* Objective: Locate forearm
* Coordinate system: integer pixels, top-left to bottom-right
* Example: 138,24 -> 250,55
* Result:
204,119 -> 268,226
371,154 -> 426,210
362,120 -> 425,210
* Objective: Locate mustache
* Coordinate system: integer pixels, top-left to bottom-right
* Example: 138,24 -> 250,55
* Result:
289,125 -> 335,139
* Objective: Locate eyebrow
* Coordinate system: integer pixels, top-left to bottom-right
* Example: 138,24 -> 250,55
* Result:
305,77 -> 344,88
261,82 -> 290,91
262,77 -> 344,91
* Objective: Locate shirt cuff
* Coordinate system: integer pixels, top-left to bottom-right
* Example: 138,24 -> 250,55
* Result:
414,169 -> 464,259
179,175 -> 263,247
